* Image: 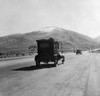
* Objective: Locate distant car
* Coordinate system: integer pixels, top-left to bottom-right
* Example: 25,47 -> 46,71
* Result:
35,38 -> 65,67
76,49 -> 82,55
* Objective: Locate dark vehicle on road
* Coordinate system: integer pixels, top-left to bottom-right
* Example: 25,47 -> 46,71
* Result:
76,49 -> 82,55
35,38 -> 65,67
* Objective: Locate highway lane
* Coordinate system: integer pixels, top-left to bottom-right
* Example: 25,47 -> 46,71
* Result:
0,52 -> 99,96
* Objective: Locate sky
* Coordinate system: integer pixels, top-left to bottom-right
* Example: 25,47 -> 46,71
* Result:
0,0 -> 100,38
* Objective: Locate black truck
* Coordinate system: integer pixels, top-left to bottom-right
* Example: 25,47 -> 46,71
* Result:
76,49 -> 82,55
35,38 -> 65,67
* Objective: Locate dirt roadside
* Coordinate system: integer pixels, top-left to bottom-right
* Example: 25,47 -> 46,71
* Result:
85,53 -> 100,96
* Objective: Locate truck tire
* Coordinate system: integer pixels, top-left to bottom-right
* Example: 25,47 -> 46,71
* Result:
36,61 -> 40,67
54,60 -> 58,66
62,56 -> 65,64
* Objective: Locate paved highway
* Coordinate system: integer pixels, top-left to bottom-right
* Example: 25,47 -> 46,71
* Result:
0,52 -> 100,96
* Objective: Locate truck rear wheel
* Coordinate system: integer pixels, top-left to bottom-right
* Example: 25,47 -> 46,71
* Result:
54,60 -> 58,66
36,61 -> 40,67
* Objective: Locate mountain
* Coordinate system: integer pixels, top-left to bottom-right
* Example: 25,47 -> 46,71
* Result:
94,35 -> 100,43
0,27 -> 98,53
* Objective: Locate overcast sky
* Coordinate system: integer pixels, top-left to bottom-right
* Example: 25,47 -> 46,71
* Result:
0,0 -> 100,38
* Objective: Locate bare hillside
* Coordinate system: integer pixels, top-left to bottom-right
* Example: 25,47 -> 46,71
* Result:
0,27 -> 98,53
94,35 -> 100,42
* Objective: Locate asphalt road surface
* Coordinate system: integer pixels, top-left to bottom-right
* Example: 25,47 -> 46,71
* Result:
0,52 -> 100,96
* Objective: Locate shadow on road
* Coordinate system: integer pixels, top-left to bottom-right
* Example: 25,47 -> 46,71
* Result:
12,64 -> 57,71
